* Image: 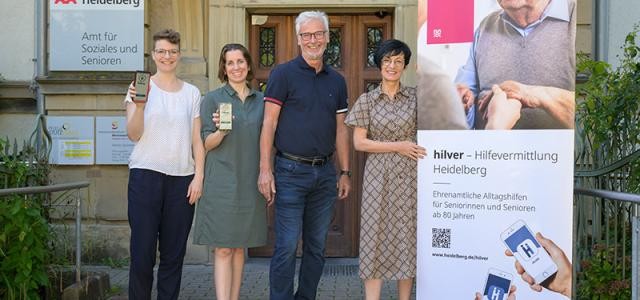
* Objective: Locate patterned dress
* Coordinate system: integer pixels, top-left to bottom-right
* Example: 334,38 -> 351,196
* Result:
345,85 -> 417,280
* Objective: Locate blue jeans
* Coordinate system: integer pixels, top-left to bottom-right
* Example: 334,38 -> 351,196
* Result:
269,155 -> 337,300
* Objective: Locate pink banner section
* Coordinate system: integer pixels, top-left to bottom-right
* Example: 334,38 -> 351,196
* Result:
426,0 -> 474,44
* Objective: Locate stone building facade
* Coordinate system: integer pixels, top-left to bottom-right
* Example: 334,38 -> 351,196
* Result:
0,0 -> 614,262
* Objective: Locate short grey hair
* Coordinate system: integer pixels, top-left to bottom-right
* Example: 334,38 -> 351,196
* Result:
295,11 -> 329,35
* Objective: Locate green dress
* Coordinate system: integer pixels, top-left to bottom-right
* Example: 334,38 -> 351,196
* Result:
193,84 -> 267,248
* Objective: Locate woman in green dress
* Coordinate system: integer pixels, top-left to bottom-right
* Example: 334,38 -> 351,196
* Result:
193,43 -> 266,300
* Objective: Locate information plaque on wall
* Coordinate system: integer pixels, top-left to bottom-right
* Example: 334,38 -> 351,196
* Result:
96,116 -> 133,165
47,116 -> 95,165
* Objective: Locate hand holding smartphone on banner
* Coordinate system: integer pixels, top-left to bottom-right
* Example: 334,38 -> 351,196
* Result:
472,221 -> 571,300
502,220 -> 573,298
132,71 -> 151,103
501,220 -> 558,284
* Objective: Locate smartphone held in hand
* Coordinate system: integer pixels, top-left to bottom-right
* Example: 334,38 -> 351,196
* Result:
219,102 -> 232,130
501,220 -> 558,284
133,71 -> 151,103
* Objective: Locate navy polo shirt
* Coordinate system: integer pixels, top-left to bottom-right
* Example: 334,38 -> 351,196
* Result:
264,55 -> 348,157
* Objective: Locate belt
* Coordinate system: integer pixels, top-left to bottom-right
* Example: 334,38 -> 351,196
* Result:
277,151 -> 332,166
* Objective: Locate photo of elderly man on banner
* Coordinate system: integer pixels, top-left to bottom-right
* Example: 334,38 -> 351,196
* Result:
416,0 -> 576,299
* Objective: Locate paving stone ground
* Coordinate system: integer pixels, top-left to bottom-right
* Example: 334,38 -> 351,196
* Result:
99,258 -> 416,299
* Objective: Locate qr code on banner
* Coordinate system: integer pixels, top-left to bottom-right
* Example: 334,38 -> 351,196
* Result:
432,228 -> 451,248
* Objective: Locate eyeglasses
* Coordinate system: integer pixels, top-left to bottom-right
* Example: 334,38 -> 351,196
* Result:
298,31 -> 327,41
381,58 -> 405,67
154,49 -> 180,57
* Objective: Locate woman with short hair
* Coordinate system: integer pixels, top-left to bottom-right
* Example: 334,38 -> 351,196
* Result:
125,29 -> 204,299
345,39 -> 425,300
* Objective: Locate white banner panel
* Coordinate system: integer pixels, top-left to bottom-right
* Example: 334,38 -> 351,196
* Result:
417,130 -> 573,299
49,0 -> 144,71
417,0 -> 576,298
47,116 -> 95,165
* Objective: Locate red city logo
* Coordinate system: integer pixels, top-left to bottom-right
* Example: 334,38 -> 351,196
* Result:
55,0 -> 77,4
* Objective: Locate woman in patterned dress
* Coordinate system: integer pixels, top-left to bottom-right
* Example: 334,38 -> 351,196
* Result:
344,39 -> 426,300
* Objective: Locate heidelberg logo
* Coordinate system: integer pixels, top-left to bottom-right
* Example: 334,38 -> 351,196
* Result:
54,0 -> 141,7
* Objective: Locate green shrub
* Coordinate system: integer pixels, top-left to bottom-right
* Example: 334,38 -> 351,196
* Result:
575,23 -> 640,299
576,23 -> 640,193
0,137 -> 51,299
578,243 -> 631,299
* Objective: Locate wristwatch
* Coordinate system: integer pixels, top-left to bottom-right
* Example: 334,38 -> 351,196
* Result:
339,170 -> 352,178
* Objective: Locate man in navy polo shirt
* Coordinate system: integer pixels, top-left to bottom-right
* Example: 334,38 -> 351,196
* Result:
258,10 -> 351,300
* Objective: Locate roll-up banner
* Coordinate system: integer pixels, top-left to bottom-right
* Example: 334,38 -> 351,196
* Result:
417,1 -> 576,299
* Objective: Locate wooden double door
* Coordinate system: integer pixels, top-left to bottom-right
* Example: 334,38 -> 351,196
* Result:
246,11 -> 393,257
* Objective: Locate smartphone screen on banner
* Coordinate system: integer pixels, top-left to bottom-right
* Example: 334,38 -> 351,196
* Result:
501,220 -> 558,284
483,268 -> 512,300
